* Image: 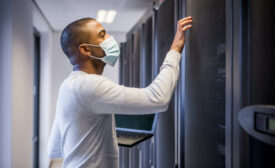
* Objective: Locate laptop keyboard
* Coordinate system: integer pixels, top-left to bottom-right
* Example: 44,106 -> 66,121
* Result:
116,130 -> 148,139
116,130 -> 153,146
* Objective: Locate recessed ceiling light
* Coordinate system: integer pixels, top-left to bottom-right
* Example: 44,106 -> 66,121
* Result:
96,10 -> 117,24
105,10 -> 117,24
96,10 -> 107,23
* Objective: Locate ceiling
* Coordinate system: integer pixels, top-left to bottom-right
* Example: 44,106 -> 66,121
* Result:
35,0 -> 155,33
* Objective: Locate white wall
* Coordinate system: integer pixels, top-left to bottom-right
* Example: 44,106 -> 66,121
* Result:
0,0 -> 33,167
11,0 -> 34,166
0,0 -> 12,167
33,3 -> 54,168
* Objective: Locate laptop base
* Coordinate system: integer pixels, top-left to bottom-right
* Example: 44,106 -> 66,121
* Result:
116,130 -> 153,147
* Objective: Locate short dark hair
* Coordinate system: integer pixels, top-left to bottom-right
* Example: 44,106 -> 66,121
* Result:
60,18 -> 95,58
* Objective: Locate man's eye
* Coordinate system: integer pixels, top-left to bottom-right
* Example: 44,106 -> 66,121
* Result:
100,33 -> 105,38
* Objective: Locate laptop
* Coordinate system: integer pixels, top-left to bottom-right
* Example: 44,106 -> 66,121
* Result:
115,113 -> 158,147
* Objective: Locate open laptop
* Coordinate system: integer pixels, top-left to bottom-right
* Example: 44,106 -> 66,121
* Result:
115,114 -> 158,147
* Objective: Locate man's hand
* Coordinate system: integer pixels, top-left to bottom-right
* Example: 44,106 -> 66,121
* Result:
170,16 -> 192,53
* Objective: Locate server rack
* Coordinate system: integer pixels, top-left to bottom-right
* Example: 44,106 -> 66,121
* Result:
228,0 -> 275,168
118,1 -> 183,167
153,0 -> 177,168
118,0 -> 275,167
140,16 -> 155,168
184,0 -> 226,167
176,0 -> 186,167
119,42 -> 126,86
247,0 -> 275,166
118,7 -> 156,168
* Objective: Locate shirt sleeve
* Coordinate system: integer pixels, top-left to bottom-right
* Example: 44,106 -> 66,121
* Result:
47,102 -> 63,159
76,49 -> 181,115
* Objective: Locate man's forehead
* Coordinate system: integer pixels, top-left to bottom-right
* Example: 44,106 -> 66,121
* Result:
86,20 -> 105,34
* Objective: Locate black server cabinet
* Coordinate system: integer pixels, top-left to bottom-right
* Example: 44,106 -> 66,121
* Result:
123,37 -> 132,87
139,16 -> 155,168
229,0 -> 275,168
184,0 -> 226,167
140,17 -> 153,88
248,7 -> 275,165
153,0 -> 176,167
116,28 -> 150,132
119,42 -> 126,85
176,0 -> 186,167
132,29 -> 141,88
117,17 -> 155,167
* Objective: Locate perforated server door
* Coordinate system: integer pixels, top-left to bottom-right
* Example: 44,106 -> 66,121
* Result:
124,37 -> 131,87
119,43 -> 126,85
185,0 -> 226,167
140,17 -> 153,87
132,29 -> 141,88
154,0 -> 176,167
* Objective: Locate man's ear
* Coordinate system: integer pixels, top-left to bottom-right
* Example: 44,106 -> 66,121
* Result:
79,44 -> 92,56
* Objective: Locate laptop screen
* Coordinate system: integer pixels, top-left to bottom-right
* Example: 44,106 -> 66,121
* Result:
116,16 -> 156,132
115,114 -> 155,131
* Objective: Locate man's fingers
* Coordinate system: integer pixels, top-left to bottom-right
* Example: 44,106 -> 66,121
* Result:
178,16 -> 192,23
179,16 -> 192,22
180,20 -> 192,27
179,20 -> 192,32
182,25 -> 192,32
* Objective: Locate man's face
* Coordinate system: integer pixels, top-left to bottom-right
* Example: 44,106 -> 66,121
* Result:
85,20 -> 110,58
86,20 -> 110,44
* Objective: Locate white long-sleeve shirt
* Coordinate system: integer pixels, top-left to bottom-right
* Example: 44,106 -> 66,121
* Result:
47,49 -> 181,168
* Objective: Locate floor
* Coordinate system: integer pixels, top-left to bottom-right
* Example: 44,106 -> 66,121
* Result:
49,159 -> 63,168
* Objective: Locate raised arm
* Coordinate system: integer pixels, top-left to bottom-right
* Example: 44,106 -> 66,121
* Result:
76,16 -> 192,115
77,49 -> 180,114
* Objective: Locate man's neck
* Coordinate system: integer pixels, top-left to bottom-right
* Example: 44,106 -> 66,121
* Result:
73,61 -> 105,75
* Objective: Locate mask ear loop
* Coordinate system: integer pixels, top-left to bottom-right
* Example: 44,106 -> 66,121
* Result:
79,43 -> 103,60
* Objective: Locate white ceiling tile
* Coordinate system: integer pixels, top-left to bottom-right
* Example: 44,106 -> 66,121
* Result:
35,0 -> 155,32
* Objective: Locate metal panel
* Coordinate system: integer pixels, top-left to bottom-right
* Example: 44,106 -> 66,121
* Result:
185,0 -> 226,167
128,27 -> 144,167
227,0 -> 275,167
177,0 -> 186,167
124,37 -> 131,87
132,28 -> 141,88
118,11 -> 155,168
154,0 -> 176,167
140,17 -> 154,168
152,6 -> 158,168
225,0 -> 233,167
119,42 -> 126,85
231,0 -> 250,167
246,0 -> 275,167
140,17 -> 153,88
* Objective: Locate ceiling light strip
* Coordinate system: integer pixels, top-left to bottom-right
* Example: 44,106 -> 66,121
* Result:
96,10 -> 117,24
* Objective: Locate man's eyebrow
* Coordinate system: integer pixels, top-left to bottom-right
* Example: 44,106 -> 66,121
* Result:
98,29 -> 106,36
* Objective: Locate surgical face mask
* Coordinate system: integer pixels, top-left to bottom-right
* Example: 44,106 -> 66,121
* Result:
81,36 -> 120,67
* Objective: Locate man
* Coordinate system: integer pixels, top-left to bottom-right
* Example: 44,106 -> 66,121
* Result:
47,16 -> 192,167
